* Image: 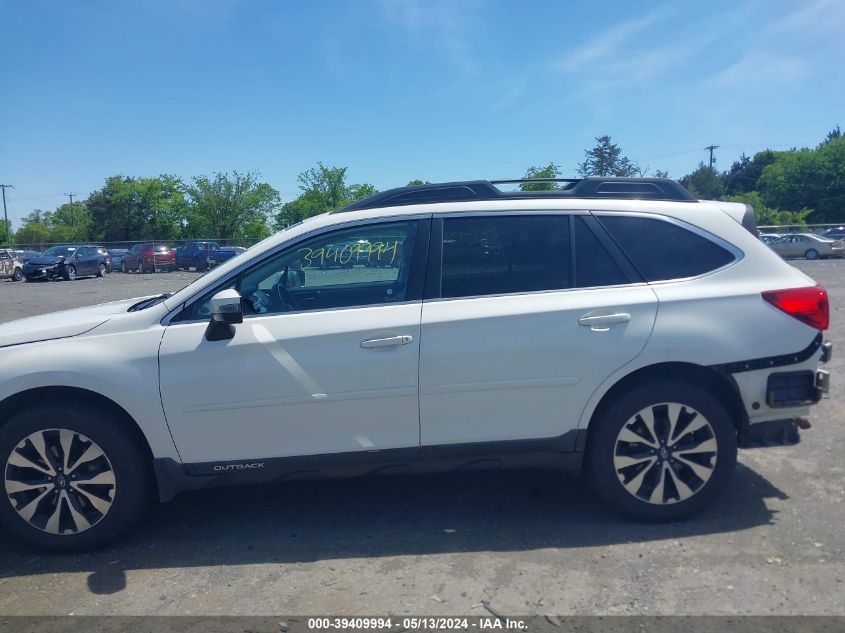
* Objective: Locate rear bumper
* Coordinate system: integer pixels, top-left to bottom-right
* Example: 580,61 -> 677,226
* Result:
714,335 -> 832,448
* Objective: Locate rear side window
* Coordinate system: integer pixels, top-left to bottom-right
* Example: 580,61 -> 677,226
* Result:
597,215 -> 735,281
441,216 -> 571,298
573,217 -> 627,288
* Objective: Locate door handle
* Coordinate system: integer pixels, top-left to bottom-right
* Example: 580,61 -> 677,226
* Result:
578,313 -> 631,327
360,335 -> 414,348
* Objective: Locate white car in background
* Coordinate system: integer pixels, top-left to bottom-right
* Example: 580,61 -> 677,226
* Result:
769,233 -> 845,259
0,177 -> 832,551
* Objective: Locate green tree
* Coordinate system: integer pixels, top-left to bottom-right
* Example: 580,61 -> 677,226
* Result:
757,137 -> 845,223
274,163 -> 378,229
722,150 -> 777,196
578,135 -> 638,177
15,211 -> 53,246
520,163 -> 562,191
407,179 -> 431,186
186,171 -> 278,240
679,162 -> 724,199
724,191 -> 810,228
49,201 -> 93,243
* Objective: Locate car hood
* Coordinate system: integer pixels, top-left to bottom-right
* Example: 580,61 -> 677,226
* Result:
25,256 -> 64,266
0,296 -> 154,348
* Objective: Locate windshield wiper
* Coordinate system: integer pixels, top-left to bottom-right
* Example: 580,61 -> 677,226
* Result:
128,293 -> 173,312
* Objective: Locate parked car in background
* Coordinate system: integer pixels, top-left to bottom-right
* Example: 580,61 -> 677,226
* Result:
11,250 -> 41,264
0,249 -> 24,282
175,241 -> 221,271
820,227 -> 845,240
121,243 -> 176,273
758,233 -> 782,244
108,249 -> 129,271
208,245 -> 247,268
21,245 -> 110,281
769,233 -> 844,260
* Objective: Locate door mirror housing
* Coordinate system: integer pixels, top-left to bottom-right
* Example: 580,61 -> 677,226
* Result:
210,289 -> 243,324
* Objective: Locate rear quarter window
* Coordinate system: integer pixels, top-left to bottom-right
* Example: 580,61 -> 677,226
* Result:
597,215 -> 736,282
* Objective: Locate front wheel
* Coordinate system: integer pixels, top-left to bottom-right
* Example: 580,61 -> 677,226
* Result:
587,382 -> 737,521
62,265 -> 76,281
805,249 -> 819,260
0,402 -> 153,552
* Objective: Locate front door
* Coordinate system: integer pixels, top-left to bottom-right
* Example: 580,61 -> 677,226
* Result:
159,218 -> 429,464
419,213 -> 658,447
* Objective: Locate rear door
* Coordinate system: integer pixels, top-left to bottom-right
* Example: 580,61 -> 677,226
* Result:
418,212 -> 658,448
74,247 -> 96,275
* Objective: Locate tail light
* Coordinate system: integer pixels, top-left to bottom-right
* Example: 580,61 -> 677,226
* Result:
762,285 -> 829,331
143,250 -> 155,258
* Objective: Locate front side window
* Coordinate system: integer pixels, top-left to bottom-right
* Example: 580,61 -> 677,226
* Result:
597,215 -> 735,282
441,215 -> 571,298
186,220 -> 419,319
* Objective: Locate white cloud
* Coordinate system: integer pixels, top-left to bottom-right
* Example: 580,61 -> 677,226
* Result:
554,10 -> 667,73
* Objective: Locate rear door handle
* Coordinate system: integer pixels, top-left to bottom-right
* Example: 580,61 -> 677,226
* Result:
578,313 -> 631,328
360,335 -> 414,348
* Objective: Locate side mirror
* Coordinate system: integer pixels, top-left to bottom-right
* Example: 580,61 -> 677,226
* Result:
206,289 -> 242,341
210,289 -> 243,324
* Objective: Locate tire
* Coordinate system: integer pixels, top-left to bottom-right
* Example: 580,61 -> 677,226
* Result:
139,261 -> 146,274
97,263 -> 107,278
194,259 -> 206,272
12,268 -> 22,282
121,261 -> 129,273
62,265 -> 76,281
805,249 -> 819,260
0,402 -> 153,552
587,381 -> 737,521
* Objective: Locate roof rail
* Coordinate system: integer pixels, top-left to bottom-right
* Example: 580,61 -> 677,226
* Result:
336,177 -> 698,212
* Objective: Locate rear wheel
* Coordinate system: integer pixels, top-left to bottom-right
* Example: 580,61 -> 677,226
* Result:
587,382 -> 737,521
97,263 -> 107,277
805,249 -> 819,260
0,402 -> 153,552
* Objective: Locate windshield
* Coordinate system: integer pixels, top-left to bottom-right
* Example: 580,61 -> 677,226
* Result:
41,246 -> 77,257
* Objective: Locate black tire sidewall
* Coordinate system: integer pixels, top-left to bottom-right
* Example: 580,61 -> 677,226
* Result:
588,382 -> 738,521
0,403 -> 152,552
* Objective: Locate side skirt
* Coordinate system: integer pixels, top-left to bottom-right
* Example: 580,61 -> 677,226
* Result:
153,430 -> 587,502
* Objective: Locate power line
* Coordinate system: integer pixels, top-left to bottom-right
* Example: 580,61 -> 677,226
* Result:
0,184 -> 13,248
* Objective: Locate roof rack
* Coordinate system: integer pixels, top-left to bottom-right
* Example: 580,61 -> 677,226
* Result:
336,177 -> 698,212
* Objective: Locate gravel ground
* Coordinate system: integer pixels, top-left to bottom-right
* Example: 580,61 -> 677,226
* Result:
0,262 -> 843,616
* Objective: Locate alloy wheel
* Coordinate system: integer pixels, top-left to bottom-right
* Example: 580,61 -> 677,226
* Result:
612,402 -> 717,505
4,428 -> 116,535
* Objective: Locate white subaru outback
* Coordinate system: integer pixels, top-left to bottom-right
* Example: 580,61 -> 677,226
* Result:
0,178 -> 832,552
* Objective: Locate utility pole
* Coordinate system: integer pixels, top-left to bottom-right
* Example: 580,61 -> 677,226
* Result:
65,193 -> 76,226
0,184 -> 12,248
704,145 -> 720,171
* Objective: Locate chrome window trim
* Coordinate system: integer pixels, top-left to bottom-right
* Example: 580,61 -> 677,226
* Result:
161,214 -> 430,326
423,281 -> 652,304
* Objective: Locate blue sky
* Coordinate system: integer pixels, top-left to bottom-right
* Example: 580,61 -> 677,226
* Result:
1,0 -> 842,226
